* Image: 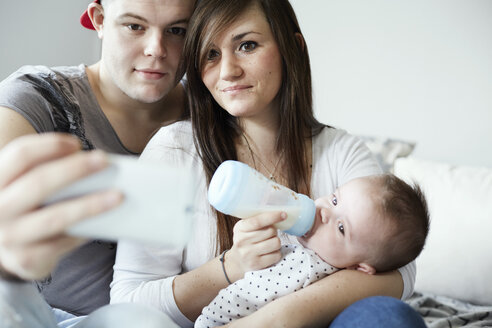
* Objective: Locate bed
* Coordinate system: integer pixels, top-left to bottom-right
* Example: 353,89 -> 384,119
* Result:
408,292 -> 492,327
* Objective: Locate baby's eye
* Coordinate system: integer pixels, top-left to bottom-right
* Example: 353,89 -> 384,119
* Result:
126,24 -> 143,31
239,41 -> 257,52
331,194 -> 338,206
337,222 -> 345,235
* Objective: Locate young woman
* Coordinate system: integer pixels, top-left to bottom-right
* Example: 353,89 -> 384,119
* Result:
111,0 -> 425,327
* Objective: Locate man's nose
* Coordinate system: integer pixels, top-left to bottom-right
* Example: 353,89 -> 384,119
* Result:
144,32 -> 167,59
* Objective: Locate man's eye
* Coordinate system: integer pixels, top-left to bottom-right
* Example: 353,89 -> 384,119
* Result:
337,222 -> 345,235
239,41 -> 257,52
168,27 -> 186,36
126,24 -> 143,31
331,195 -> 338,206
207,49 -> 220,61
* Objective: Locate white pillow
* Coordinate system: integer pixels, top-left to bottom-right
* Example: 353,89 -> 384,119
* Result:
394,157 -> 492,305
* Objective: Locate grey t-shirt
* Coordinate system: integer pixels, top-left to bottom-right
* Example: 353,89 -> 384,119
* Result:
0,64 -> 136,315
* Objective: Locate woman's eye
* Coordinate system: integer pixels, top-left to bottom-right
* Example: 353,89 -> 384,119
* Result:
126,24 -> 143,31
239,41 -> 257,52
331,195 -> 338,206
207,49 -> 220,61
337,222 -> 345,235
168,27 -> 186,36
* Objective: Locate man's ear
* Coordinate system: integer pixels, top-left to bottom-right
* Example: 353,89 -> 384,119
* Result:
347,263 -> 376,275
87,2 -> 105,38
295,32 -> 305,51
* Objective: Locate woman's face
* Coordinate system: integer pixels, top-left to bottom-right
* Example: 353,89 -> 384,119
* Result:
200,4 -> 283,120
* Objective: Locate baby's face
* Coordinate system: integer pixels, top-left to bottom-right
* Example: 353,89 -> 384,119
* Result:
298,177 -> 386,269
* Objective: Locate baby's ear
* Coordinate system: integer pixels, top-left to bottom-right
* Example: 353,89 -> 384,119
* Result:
347,263 -> 376,275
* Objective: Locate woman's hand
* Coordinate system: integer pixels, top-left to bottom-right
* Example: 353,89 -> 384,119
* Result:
172,211 -> 286,321
225,211 -> 286,281
0,133 -> 123,280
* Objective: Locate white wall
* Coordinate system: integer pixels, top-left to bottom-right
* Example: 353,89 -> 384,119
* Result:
291,0 -> 492,168
1,1 -> 490,167
0,1 -> 100,80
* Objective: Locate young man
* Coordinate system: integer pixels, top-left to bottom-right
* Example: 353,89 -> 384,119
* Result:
0,0 -> 195,324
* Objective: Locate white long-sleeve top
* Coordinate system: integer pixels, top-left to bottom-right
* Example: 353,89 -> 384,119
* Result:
110,120 -> 416,328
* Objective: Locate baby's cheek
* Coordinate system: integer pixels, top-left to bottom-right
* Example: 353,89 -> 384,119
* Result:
314,196 -> 332,208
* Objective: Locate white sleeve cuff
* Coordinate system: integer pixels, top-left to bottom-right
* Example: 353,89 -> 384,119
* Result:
161,276 -> 194,328
397,260 -> 416,300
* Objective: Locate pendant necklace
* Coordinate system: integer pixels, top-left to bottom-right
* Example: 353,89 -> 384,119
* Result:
242,133 -> 283,182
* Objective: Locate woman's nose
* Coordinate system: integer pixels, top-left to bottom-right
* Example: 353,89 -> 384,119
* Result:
219,53 -> 243,81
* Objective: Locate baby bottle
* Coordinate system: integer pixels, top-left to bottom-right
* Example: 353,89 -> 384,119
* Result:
208,160 -> 315,236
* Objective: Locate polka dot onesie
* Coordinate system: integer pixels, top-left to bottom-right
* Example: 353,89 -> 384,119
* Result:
195,244 -> 338,328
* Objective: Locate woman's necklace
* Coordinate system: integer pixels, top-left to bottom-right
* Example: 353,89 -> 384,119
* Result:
242,133 -> 283,182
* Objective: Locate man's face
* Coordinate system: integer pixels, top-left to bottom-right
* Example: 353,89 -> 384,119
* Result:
99,0 -> 194,103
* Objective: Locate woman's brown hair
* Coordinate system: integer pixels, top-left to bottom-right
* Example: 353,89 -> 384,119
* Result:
181,0 -> 326,254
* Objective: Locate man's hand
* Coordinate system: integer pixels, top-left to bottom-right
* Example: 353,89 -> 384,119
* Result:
0,133 -> 122,280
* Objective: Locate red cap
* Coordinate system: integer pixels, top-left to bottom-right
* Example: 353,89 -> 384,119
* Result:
80,0 -> 101,30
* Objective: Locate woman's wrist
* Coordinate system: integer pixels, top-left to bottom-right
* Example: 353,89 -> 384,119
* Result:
222,248 -> 243,283
219,250 -> 232,284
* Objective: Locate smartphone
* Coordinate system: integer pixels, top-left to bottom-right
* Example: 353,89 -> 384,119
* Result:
44,154 -> 195,247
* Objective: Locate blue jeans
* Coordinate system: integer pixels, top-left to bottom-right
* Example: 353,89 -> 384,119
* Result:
329,296 -> 426,328
0,281 -> 178,328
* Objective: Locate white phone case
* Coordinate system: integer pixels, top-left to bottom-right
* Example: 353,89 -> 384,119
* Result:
45,154 -> 195,247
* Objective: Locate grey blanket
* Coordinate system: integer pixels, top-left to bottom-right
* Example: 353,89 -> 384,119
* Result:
407,292 -> 492,327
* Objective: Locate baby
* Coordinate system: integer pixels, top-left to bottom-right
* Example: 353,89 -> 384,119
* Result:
195,174 -> 430,327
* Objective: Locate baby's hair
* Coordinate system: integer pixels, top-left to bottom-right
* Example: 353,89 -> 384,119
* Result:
369,174 -> 430,272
